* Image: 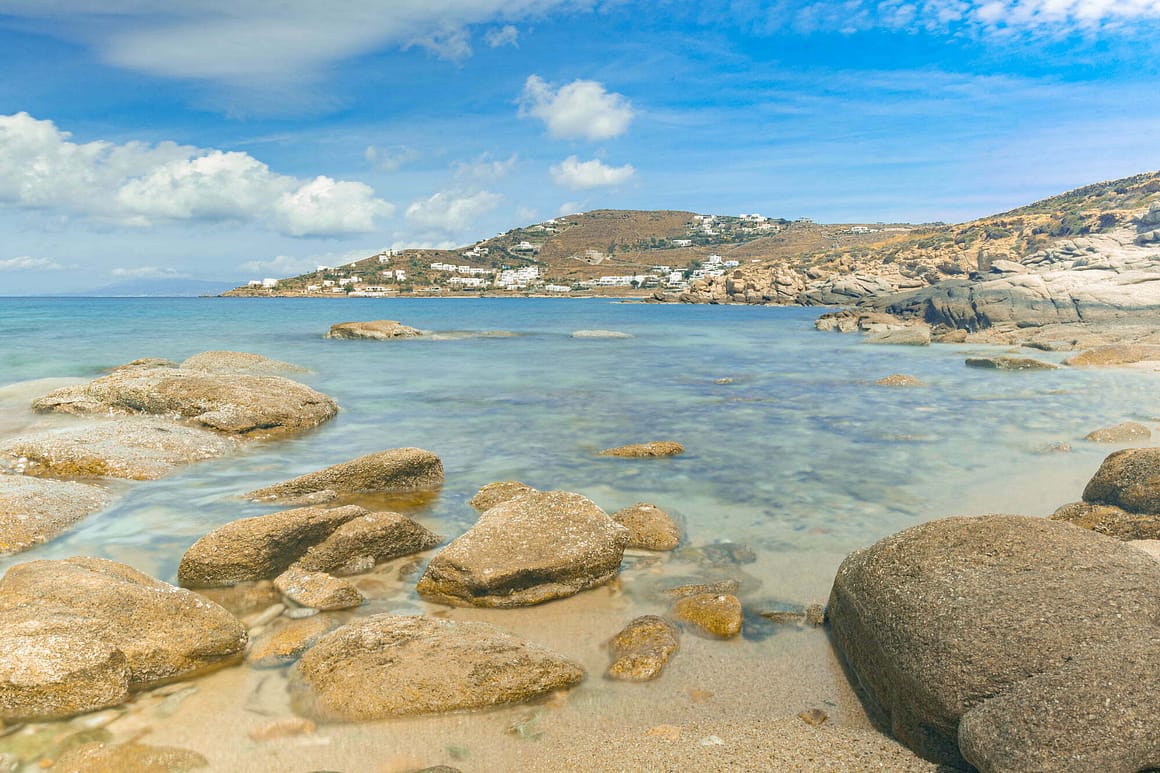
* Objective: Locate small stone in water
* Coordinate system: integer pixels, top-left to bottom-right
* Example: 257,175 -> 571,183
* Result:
798,708 -> 829,726
506,711 -> 543,741
244,603 -> 286,629
155,686 -> 198,718
247,718 -> 316,742
804,603 -> 827,626
285,606 -> 319,619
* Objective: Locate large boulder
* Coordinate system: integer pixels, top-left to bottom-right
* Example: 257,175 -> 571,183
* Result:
0,557 -> 247,687
827,515 -> 1160,769
0,418 -> 238,480
31,367 -> 338,438
177,505 -> 368,587
0,634 -> 130,720
293,510 -> 441,575
325,320 -> 422,340
244,448 -> 444,504
416,490 -> 629,607
0,475 -> 113,555
598,441 -> 684,458
1082,447 -> 1160,513
178,350 -> 308,375
288,615 -> 584,721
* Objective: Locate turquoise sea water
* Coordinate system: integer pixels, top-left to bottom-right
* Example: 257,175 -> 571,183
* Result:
1,297 -> 1157,769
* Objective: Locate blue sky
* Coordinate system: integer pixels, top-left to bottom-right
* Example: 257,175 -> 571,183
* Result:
1,0 -> 1158,294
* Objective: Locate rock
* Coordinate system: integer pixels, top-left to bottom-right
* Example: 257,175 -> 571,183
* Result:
416,490 -> 629,608
0,418 -> 238,480
606,615 -> 680,682
109,357 -> 176,372
1065,344 -> 1160,366
964,356 -> 1057,370
247,718 -> 317,742
196,581 -> 280,619
177,505 -> 368,587
988,259 -> 1027,274
874,374 -> 924,387
1081,447 -> 1160,513
246,616 -> 336,668
827,515 -> 1160,768
293,511 -> 441,575
273,567 -> 363,611
932,328 -> 968,343
571,329 -> 633,339
598,441 -> 684,458
468,481 -> 537,512
31,367 -> 338,438
1050,501 -> 1160,540
1084,421 -> 1151,443
52,742 -> 208,772
658,579 -> 741,601
325,320 -> 422,339
178,350 -> 308,375
798,708 -> 829,726
1130,539 -> 1160,561
672,593 -> 743,638
958,636 -> 1159,773
804,603 -> 826,626
244,448 -> 444,504
0,475 -> 112,555
0,635 -> 130,721
611,503 -> 681,550
863,326 -> 931,346
0,557 -> 247,687
288,614 -> 584,721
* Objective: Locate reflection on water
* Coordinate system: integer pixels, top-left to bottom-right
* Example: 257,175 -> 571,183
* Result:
0,298 -> 1157,769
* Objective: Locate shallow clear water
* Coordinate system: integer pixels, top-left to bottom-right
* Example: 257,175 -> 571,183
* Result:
0,297 -> 1156,770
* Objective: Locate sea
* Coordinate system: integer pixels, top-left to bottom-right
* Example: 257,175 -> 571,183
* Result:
0,296 -> 1157,770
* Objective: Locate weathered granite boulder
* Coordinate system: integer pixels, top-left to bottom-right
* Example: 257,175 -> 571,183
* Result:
1065,343 -> 1160,366
827,515 -> 1160,769
863,326 -> 931,346
179,350 -> 308,375
0,475 -> 112,555
177,505 -> 368,587
289,615 -> 584,720
325,320 -> 422,340
416,490 -> 629,607
1084,421 -> 1151,443
0,634 -> 130,720
611,503 -> 681,550
598,441 -> 684,458
0,557 -> 247,687
468,480 -> 537,512
1050,501 -> 1160,540
606,615 -> 680,682
52,742 -> 208,773
31,367 -> 338,438
875,374 -> 925,387
273,566 -> 363,611
672,593 -> 743,638
964,355 -> 1057,370
293,511 -> 441,575
1082,447 -> 1160,513
0,418 -> 238,480
244,448 -> 444,504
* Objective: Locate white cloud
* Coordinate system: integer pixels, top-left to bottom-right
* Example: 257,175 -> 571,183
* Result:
405,190 -> 505,233
550,156 -> 635,189
558,201 -> 581,216
0,256 -> 67,272
238,254 -> 321,276
454,153 -> 518,180
515,205 -> 538,221
110,266 -> 191,279
485,24 -> 520,47
519,75 -> 635,141
0,112 -> 392,237
365,145 -> 422,172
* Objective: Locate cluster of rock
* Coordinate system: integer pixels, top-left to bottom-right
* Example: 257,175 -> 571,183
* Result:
670,262 -> 928,306
325,320 -> 422,339
0,352 -> 340,556
828,447 -> 1160,771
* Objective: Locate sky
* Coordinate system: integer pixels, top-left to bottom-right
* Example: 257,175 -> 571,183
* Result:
1,0 -> 1159,294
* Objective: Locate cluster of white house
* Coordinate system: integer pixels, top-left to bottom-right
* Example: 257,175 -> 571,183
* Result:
691,213 -> 781,237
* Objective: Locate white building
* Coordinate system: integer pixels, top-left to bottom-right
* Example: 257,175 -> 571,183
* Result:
261,278 -> 279,289
544,284 -> 571,293
671,239 -> 693,247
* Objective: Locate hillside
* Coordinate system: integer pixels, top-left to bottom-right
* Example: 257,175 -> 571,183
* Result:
222,170 -> 1160,306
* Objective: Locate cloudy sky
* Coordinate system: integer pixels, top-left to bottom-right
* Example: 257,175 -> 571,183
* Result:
1,1 -> 1158,293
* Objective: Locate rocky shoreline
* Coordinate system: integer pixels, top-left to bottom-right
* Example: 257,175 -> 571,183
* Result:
1,335 -> 1159,771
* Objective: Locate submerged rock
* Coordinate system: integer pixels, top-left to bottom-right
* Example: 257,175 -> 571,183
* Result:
0,557 -> 247,688
1082,447 -> 1160,514
0,418 -> 238,480
246,616 -> 336,668
293,510 -> 442,575
417,490 -> 629,607
0,475 -> 112,555
611,503 -> 681,550
598,441 -> 684,458
964,356 -> 1057,370
244,448 -> 444,505
1083,421 -> 1151,443
52,742 -> 208,773
273,566 -> 364,611
672,593 -> 743,638
177,505 -> 368,587
571,329 -> 633,339
31,367 -> 338,438
874,374 -> 925,387
606,615 -> 680,682
178,350 -> 308,376
1064,344 -> 1160,367
325,320 -> 422,340
468,480 -> 537,512
863,326 -> 931,346
0,634 -> 130,721
289,615 -> 584,721
827,514 -> 1160,769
